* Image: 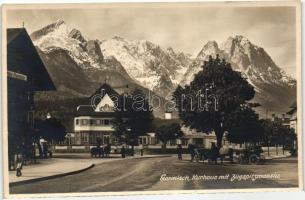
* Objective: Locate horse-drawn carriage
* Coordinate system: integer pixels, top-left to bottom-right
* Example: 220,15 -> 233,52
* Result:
192,145 -> 265,165
90,144 -> 111,158
234,146 -> 265,165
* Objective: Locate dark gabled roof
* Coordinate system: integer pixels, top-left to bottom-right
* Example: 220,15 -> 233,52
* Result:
75,84 -> 129,117
7,28 -> 56,91
287,107 -> 297,115
289,101 -> 297,108
75,105 -> 129,117
89,83 -> 119,99
287,101 -> 297,115
75,105 -> 116,117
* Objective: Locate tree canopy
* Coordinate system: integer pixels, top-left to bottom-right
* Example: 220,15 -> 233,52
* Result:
155,123 -> 183,148
35,117 -> 66,142
174,55 -> 258,147
112,88 -> 154,145
225,106 -> 263,143
260,119 -> 296,148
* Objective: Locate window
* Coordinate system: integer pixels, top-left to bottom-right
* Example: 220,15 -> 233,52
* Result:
104,119 -> 110,125
81,119 -> 88,125
81,133 -> 88,142
100,104 -> 113,112
90,119 -> 94,125
76,119 -> 79,125
96,119 -> 101,125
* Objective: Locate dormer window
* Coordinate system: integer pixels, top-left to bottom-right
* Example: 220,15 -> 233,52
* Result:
95,94 -> 115,112
100,104 -> 113,112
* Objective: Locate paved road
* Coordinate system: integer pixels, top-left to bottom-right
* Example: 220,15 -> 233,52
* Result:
10,156 -> 298,194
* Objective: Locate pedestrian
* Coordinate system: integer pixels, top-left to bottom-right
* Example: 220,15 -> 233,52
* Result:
43,142 -> 48,158
121,146 -> 126,158
38,137 -> 44,158
188,143 -> 195,162
20,142 -> 27,165
31,142 -> 37,164
16,153 -> 23,177
228,148 -> 234,164
105,143 -> 111,158
140,145 -> 144,156
210,142 -> 218,165
177,144 -> 183,160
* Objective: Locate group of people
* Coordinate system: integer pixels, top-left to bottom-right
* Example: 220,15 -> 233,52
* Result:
15,137 -> 51,177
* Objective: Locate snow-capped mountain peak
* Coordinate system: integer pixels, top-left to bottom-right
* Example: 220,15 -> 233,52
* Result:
100,36 -> 192,96
197,40 -> 220,60
29,21 -> 296,116
184,35 -> 295,87
181,35 -> 296,115
31,20 -> 105,69
31,19 -> 70,41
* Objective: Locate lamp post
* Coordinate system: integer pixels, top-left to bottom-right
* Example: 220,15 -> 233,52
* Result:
126,127 -> 134,156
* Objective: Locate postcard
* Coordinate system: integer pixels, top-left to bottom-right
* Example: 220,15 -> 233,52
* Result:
1,1 -> 303,198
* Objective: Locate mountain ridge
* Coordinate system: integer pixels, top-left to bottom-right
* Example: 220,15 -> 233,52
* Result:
30,20 -> 296,117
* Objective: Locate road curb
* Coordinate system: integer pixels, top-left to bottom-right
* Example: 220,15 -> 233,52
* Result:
131,155 -> 173,159
9,164 -> 95,187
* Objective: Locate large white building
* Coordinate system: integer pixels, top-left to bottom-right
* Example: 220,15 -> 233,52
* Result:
73,83 -> 119,145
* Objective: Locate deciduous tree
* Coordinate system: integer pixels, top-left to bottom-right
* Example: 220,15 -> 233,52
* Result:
155,123 -> 183,149
174,55 -> 256,147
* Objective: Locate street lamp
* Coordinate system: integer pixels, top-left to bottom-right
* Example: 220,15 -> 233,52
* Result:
46,112 -> 51,119
126,127 -> 135,156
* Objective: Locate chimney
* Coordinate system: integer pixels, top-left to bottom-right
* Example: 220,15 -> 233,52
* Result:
101,88 -> 105,97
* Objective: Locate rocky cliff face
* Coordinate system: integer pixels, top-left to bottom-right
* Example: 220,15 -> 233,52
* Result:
30,20 -> 296,118
100,37 -> 192,97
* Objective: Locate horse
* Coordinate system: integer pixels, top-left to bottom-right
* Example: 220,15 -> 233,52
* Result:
90,147 -> 104,158
200,147 -> 233,165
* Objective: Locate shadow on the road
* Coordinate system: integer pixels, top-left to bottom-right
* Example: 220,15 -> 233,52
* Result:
267,159 -> 297,164
53,154 -> 122,159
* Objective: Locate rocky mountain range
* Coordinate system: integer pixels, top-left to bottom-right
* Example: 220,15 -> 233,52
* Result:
30,20 -> 296,119
182,36 -> 296,116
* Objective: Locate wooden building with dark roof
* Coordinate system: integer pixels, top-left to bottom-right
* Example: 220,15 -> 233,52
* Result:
7,28 -> 55,169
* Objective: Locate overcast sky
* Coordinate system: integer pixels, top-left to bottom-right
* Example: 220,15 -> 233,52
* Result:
6,4 -> 297,77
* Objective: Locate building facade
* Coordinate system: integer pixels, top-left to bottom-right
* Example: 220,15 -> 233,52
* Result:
73,83 -> 119,145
